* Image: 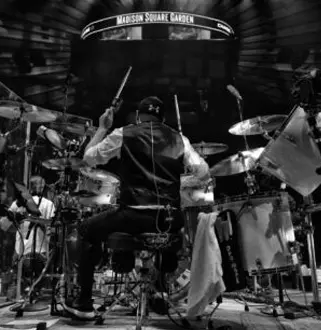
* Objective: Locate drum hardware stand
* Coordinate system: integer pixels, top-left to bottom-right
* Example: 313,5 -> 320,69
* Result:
229,85 -> 258,196
11,223 -> 50,315
301,195 -> 321,313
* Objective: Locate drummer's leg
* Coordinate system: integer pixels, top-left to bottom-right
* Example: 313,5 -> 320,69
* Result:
65,207 -> 134,318
77,207 -> 129,301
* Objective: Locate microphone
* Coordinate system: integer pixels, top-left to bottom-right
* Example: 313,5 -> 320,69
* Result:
227,84 -> 243,101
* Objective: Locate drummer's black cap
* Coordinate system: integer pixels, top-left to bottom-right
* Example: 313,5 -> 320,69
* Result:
138,96 -> 164,119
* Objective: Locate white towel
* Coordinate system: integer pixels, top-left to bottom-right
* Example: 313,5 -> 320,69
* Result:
187,212 -> 226,317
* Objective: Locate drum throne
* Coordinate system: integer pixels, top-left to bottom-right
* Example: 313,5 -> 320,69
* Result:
95,229 -> 191,330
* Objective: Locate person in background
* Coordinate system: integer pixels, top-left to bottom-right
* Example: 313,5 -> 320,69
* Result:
0,176 -> 55,294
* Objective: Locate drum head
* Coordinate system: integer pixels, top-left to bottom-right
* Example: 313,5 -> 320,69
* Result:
258,105 -> 321,196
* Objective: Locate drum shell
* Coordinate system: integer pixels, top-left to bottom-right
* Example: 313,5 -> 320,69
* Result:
258,105 -> 321,196
180,174 -> 214,208
214,192 -> 296,274
77,171 -> 120,204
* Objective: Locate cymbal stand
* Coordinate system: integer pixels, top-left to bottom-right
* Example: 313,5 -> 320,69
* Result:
302,195 -> 320,310
237,151 -> 257,196
50,164 -> 78,316
232,89 -> 258,195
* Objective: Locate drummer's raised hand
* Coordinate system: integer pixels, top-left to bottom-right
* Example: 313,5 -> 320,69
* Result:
99,107 -> 114,130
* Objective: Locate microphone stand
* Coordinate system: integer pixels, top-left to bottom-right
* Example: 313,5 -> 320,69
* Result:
302,195 -> 321,311
234,93 -> 257,195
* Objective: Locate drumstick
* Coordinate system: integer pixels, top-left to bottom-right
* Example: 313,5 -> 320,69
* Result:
174,94 -> 182,135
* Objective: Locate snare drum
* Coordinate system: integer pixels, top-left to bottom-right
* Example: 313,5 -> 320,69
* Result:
77,168 -> 120,204
214,192 -> 296,274
258,105 -> 321,196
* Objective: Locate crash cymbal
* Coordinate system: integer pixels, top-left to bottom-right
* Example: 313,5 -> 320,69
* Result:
49,122 -> 96,136
42,158 -> 86,171
228,115 -> 287,135
210,147 -> 264,176
80,168 -> 120,183
192,142 -> 228,156
0,100 -> 57,122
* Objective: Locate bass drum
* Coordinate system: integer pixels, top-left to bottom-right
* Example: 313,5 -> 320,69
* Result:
214,192 -> 296,275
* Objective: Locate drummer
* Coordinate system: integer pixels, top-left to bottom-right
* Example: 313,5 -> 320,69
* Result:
65,96 -> 211,320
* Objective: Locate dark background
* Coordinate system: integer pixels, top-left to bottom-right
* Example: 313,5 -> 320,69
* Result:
0,0 -> 321,263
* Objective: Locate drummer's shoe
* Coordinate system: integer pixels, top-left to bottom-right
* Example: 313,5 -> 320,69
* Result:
64,297 -> 95,320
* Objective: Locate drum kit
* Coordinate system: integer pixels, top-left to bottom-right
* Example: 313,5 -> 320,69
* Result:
1,68 -> 321,312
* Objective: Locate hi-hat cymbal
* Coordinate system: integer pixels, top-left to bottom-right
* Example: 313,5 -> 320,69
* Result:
0,100 -> 57,122
210,147 -> 264,176
228,115 -> 287,135
42,158 -> 86,171
49,122 -> 96,136
192,142 -> 228,156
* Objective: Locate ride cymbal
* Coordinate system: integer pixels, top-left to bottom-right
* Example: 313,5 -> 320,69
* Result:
210,147 -> 264,176
228,115 -> 287,135
42,158 -> 86,171
0,100 -> 57,122
192,141 -> 228,156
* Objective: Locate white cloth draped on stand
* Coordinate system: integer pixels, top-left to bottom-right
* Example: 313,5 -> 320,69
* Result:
187,211 -> 225,318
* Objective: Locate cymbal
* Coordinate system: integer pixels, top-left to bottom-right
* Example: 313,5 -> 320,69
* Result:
49,122 -> 96,136
0,100 -> 57,122
80,168 -> 120,183
228,115 -> 287,135
210,147 -> 264,176
12,182 -> 41,216
192,142 -> 228,156
42,158 -> 86,171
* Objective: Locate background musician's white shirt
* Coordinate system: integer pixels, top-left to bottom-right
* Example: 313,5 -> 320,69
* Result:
9,196 -> 55,256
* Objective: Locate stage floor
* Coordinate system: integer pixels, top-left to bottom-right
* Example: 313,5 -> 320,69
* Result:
0,289 -> 321,330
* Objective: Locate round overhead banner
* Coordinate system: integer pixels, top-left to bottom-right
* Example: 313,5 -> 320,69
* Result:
81,11 -> 235,40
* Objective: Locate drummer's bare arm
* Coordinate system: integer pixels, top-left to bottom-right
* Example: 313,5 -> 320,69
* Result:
182,135 -> 210,181
83,127 -> 123,167
84,108 -> 114,155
